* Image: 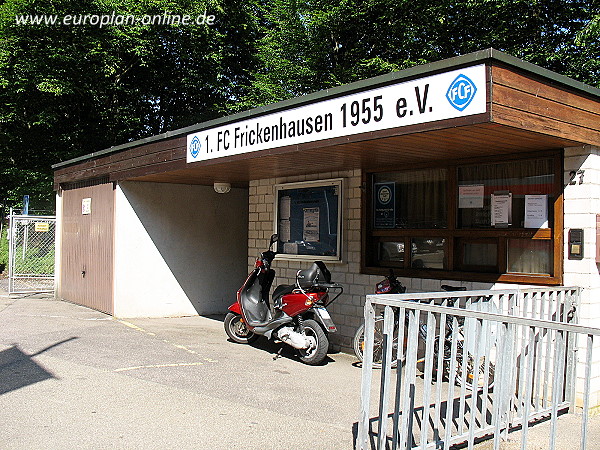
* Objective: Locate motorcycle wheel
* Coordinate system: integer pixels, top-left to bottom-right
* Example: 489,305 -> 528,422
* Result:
224,312 -> 259,344
353,318 -> 399,369
297,319 -> 328,365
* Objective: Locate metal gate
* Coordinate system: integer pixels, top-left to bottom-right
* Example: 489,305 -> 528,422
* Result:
8,212 -> 56,294
356,287 -> 598,450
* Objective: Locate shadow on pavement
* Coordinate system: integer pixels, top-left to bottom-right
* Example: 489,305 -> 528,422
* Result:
0,337 -> 77,395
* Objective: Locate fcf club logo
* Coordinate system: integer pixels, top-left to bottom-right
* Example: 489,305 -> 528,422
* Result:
378,186 -> 392,205
446,74 -> 477,111
189,136 -> 201,158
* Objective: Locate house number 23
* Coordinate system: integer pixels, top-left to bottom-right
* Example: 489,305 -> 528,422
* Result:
569,170 -> 585,185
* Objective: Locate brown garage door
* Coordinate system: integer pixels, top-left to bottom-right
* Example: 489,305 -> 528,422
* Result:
59,181 -> 114,314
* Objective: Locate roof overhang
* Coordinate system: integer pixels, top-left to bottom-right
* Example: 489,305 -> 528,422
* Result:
53,48 -> 600,189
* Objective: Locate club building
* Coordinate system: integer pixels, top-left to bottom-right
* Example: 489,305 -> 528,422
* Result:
53,48 -> 600,394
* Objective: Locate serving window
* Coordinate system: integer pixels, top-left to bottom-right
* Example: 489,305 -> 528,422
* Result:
364,152 -> 562,284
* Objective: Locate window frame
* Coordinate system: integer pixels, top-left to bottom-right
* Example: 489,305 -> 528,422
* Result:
361,150 -> 563,285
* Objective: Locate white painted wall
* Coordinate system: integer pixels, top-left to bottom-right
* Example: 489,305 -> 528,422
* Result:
113,181 -> 248,318
563,145 -> 600,407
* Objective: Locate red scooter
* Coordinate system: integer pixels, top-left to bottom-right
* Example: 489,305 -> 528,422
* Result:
225,234 -> 343,365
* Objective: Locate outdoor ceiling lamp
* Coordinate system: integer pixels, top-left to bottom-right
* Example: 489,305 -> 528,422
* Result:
213,182 -> 231,194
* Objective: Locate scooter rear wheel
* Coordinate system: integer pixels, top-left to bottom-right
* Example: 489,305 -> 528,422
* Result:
297,319 -> 328,365
224,312 -> 259,344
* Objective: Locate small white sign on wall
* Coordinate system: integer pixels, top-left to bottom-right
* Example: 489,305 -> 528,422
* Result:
458,184 -> 484,208
82,198 -> 92,215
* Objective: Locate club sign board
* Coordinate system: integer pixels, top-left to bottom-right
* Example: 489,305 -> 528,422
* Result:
187,64 -> 486,163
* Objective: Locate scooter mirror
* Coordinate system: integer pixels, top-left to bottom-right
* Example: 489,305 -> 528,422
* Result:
270,234 -> 279,244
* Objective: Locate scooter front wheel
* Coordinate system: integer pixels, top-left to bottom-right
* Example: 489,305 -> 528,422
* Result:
297,319 -> 328,365
224,312 -> 259,344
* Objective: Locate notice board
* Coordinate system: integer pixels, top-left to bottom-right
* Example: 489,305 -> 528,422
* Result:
275,179 -> 342,260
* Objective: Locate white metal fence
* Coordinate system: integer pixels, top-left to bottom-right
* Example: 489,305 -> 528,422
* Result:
8,213 -> 56,294
356,287 -> 599,450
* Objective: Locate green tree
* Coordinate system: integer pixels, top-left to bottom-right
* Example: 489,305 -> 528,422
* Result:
0,0 -> 260,212
242,0 -> 599,108
1,0 -> 598,214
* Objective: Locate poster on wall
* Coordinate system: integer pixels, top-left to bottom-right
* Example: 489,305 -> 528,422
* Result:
374,182 -> 395,228
303,208 -> 320,241
458,184 -> 484,208
524,195 -> 548,228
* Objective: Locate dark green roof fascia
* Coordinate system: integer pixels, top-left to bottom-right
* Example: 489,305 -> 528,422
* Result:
53,48 -> 600,170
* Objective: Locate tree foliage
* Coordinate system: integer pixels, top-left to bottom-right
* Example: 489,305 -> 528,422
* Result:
0,0 -> 598,212
0,0 -> 260,211
242,0 -> 600,107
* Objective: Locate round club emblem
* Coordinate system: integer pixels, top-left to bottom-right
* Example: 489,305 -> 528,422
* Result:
189,136 -> 201,159
378,186 -> 392,205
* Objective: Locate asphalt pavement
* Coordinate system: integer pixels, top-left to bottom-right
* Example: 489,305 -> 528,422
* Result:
1,282 -> 599,449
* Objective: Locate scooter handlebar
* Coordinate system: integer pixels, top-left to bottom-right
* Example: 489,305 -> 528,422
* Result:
261,250 -> 277,264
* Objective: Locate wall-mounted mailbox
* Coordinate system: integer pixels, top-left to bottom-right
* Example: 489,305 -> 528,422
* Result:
569,228 -> 584,260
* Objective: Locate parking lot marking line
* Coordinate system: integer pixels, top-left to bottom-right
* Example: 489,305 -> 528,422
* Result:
114,362 -> 205,372
117,319 -> 147,332
15,313 -> 111,321
116,319 -> 219,363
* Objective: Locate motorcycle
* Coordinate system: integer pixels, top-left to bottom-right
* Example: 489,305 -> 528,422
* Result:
224,234 -> 343,365
353,270 -> 406,368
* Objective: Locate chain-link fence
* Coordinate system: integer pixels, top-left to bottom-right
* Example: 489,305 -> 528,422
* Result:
8,213 -> 56,294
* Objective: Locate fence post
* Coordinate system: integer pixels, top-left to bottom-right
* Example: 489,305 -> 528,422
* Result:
376,305 -> 395,450
7,208 -> 14,294
581,334 -> 593,450
565,288 -> 580,411
358,295 -> 376,450
392,305 -> 407,450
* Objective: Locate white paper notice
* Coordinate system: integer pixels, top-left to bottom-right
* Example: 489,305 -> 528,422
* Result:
303,207 -> 320,241
283,242 -> 298,254
524,195 -> 548,228
279,219 -> 291,242
458,184 -> 484,208
280,196 -> 291,220
491,194 -> 511,226
82,198 -> 92,215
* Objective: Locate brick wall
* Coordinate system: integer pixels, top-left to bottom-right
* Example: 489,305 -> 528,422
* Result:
249,147 -> 600,406
249,170 -> 365,351
248,169 -> 494,352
